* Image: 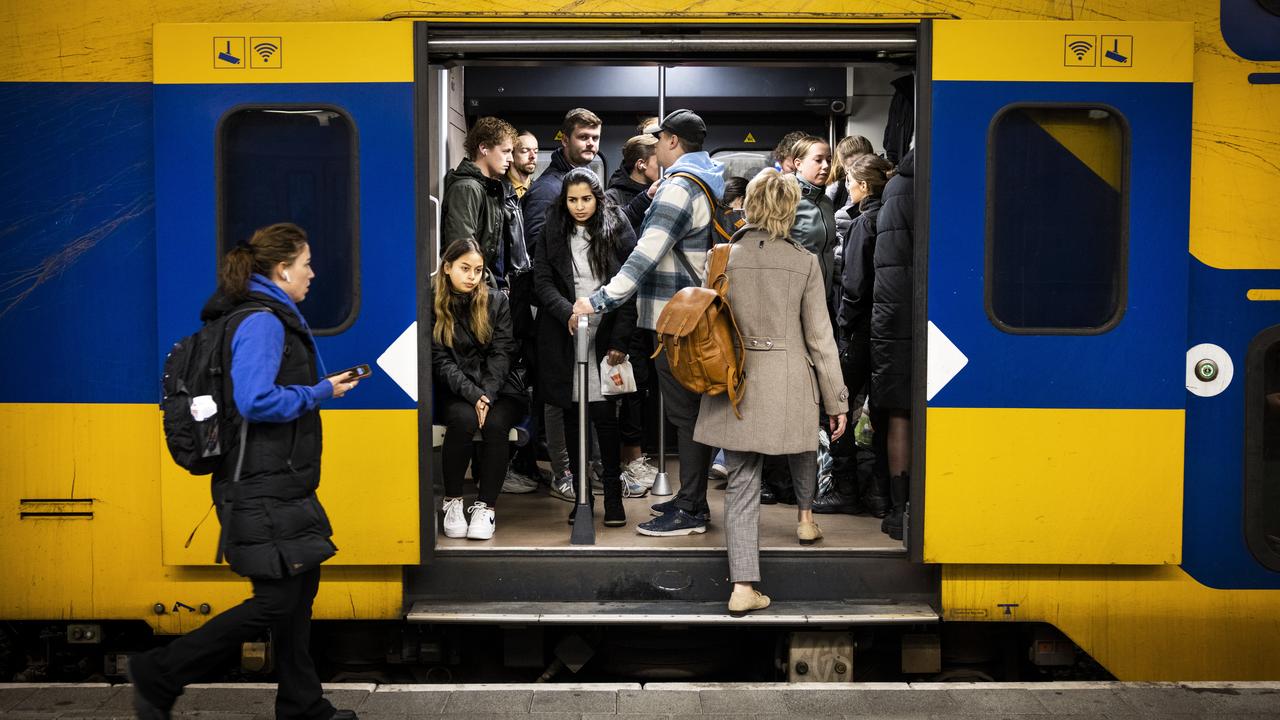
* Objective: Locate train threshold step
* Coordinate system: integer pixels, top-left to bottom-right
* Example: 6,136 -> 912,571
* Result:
406,599 -> 938,625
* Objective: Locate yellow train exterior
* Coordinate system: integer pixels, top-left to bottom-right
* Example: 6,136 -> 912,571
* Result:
2,1 -> 1278,681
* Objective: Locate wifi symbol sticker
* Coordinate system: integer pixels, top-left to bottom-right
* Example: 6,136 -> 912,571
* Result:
249,36 -> 282,68
1064,35 -> 1096,67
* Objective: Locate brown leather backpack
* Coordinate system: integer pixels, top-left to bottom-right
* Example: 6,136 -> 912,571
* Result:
652,243 -> 747,418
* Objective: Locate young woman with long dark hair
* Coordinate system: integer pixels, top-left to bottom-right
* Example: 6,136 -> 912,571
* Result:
429,238 -> 522,541
533,167 -> 639,527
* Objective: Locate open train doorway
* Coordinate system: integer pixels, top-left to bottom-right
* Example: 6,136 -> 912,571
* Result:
412,24 -> 926,576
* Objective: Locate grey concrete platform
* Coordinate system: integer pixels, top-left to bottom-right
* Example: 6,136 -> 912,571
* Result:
2,681 -> 1278,720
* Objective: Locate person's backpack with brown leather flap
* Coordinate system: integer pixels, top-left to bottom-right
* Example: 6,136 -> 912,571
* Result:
652,243 -> 747,418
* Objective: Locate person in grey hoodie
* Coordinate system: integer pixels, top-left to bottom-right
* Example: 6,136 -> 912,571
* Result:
441,117 -> 516,280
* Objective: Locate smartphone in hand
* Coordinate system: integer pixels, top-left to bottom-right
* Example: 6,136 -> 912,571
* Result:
327,364 -> 372,382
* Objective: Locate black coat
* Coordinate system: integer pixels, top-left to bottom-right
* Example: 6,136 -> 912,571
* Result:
533,208 -> 638,409
430,288 -> 521,406
203,291 -> 336,581
871,149 -> 914,410
836,195 -> 882,398
604,168 -> 654,234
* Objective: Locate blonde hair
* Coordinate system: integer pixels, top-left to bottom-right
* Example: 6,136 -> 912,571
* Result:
744,169 -> 801,240
431,239 -> 491,348
788,135 -> 830,168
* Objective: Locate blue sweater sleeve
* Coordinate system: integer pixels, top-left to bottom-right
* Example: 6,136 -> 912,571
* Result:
230,312 -> 333,424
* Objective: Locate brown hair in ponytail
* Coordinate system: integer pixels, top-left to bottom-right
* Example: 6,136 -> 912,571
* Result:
847,154 -> 896,198
218,223 -> 309,300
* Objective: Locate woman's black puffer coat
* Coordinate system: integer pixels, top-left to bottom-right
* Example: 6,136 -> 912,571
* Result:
871,149 -> 914,411
837,194 -> 882,398
206,292 -> 337,580
430,287 -> 522,406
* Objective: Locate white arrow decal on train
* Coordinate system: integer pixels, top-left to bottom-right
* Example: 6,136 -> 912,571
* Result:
926,321 -> 968,402
377,321 -> 418,402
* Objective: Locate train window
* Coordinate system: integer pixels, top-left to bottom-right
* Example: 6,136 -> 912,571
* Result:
712,149 -> 772,181
1244,327 -> 1280,572
986,105 -> 1128,334
219,107 -> 359,334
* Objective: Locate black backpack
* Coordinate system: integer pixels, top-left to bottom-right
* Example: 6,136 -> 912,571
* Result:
669,172 -> 746,243
161,304 -> 272,475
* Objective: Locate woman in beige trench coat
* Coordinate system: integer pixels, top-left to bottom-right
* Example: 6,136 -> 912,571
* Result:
693,168 -> 850,615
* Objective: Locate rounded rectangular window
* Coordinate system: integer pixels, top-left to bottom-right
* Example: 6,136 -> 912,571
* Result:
986,105 -> 1128,333
219,107 -> 359,334
1245,328 -> 1280,572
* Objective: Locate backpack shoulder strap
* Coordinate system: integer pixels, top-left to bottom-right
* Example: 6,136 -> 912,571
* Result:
670,172 -> 733,242
706,243 -> 732,292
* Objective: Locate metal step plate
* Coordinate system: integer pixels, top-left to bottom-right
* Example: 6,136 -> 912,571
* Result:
406,600 -> 938,626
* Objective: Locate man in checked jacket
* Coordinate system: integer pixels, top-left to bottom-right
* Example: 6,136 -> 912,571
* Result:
573,109 -> 726,537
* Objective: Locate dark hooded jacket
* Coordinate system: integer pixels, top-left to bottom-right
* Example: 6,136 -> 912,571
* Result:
202,282 -> 336,580
604,166 -> 654,234
429,287 -> 521,406
836,194 -> 882,397
871,149 -> 914,410
442,159 -> 506,275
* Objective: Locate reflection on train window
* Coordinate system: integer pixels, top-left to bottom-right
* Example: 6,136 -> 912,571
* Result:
712,149 -> 772,182
1245,329 -> 1280,571
220,108 -> 358,334
986,106 -> 1127,333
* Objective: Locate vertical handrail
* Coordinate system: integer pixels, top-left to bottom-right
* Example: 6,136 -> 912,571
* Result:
650,65 -> 674,498
570,314 -> 596,544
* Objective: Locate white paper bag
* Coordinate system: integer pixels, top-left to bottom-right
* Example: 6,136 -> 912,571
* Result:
600,356 -> 637,396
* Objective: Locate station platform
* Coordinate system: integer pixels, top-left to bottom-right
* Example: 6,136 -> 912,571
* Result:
3,681 -> 1278,719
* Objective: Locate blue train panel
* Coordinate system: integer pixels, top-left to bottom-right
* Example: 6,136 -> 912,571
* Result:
0,82 -> 157,405
154,82 -> 417,411
928,80 -> 1191,411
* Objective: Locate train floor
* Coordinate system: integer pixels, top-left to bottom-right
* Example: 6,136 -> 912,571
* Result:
436,460 -> 903,552
4,681 -> 1279,719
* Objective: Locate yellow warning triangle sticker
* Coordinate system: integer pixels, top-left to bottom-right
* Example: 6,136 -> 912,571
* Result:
743,132 -> 756,143
554,130 -> 565,141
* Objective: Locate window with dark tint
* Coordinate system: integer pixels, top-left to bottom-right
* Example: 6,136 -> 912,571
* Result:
220,108 -> 358,333
987,106 -> 1127,333
1245,328 -> 1280,572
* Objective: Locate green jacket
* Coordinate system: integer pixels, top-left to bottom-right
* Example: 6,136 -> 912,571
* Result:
442,158 -> 506,272
789,174 -> 837,292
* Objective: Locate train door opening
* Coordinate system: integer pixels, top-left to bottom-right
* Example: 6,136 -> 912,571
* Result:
414,25 -> 921,557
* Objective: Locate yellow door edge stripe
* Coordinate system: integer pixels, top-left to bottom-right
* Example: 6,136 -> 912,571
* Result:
1247,289 -> 1280,301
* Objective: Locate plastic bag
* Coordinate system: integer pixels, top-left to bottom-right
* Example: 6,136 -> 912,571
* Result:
600,356 -> 638,396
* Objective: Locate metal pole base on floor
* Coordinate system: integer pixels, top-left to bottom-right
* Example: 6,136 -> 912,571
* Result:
650,390 -> 673,497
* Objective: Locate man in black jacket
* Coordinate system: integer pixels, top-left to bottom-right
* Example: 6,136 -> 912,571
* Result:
442,116 -> 516,281
605,134 -> 661,234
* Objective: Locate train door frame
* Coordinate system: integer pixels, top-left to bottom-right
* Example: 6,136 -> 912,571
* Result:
410,20 -> 930,562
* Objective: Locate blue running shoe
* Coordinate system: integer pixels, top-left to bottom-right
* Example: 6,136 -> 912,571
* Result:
636,508 -> 708,537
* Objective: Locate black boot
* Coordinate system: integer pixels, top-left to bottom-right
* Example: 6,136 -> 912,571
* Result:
881,473 -> 908,540
760,484 -> 778,504
603,477 -> 626,527
864,472 -> 891,519
812,490 -> 860,515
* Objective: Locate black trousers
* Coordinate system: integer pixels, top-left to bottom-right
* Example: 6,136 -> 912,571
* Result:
563,398 -> 622,490
130,566 -> 332,720
654,348 -> 713,516
440,394 -> 524,506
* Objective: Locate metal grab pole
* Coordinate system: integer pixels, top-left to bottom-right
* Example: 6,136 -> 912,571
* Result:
651,391 -> 672,496
570,315 -> 595,544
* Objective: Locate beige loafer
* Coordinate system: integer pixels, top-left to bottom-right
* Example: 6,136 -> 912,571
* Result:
728,589 -> 771,615
797,521 -> 823,545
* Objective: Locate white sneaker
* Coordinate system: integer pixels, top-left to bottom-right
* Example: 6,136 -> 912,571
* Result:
466,501 -> 495,540
501,468 -> 539,494
624,456 -> 659,488
621,474 -> 650,498
709,461 -> 729,481
441,497 -> 467,538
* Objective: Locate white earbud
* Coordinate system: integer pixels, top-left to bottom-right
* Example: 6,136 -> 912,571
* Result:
283,271 -> 291,283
